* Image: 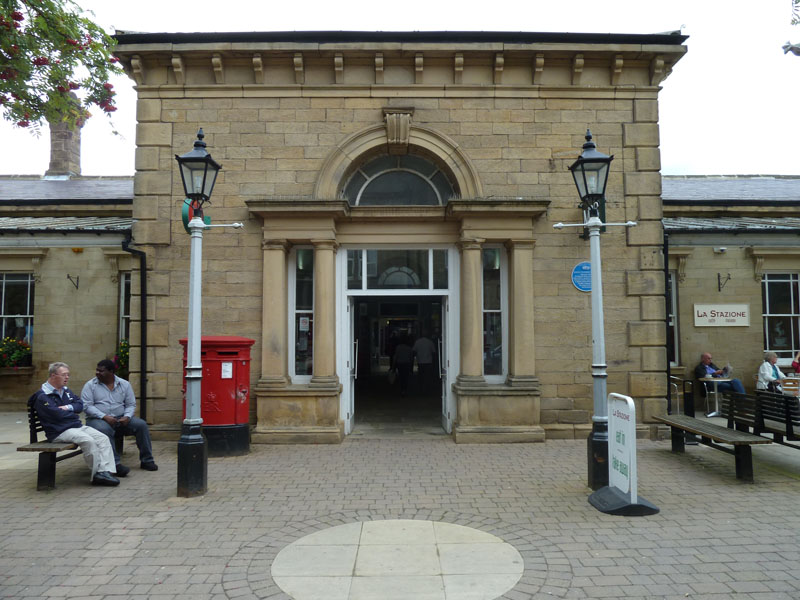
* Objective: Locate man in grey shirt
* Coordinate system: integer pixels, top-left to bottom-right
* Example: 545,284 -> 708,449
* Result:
83,359 -> 158,475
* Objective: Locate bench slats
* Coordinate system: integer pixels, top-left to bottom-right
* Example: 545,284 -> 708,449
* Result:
17,442 -> 79,453
653,414 -> 770,445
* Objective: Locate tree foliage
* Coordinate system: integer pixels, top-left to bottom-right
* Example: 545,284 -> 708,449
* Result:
794,0 -> 799,25
0,0 -> 122,131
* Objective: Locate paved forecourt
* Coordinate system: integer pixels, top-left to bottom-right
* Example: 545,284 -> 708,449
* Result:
2,411 -> 800,599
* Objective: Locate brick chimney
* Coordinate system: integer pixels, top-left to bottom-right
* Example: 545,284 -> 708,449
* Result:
45,120 -> 82,178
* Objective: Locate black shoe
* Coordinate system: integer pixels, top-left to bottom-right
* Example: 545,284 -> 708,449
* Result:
92,471 -> 120,486
140,461 -> 158,471
115,464 -> 130,477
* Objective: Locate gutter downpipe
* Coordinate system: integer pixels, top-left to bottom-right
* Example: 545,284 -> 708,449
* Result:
663,229 -> 672,414
122,235 -> 148,421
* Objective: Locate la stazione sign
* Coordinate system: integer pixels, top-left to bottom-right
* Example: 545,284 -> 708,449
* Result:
694,304 -> 750,327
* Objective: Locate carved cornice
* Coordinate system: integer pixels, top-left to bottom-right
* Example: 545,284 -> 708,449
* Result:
375,53 -> 384,84
117,44 -> 687,90
668,247 -> 693,283
454,53 -> 464,84
748,246 -> 800,281
494,53 -> 504,84
572,54 -> 584,85
252,54 -> 263,84
610,54 -> 623,86
211,53 -> 224,84
171,54 -> 184,85
0,248 -> 49,282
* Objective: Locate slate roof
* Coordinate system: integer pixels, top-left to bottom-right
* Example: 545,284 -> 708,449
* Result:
0,177 -> 133,202
0,217 -> 132,232
662,175 -> 800,202
663,216 -> 800,232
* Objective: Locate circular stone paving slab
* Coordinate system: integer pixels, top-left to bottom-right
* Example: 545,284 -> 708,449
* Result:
270,519 -> 524,600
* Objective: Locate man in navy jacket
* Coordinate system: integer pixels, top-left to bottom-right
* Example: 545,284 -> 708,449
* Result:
32,362 -> 120,486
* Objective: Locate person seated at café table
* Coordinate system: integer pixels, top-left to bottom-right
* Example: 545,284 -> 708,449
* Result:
693,351 -> 745,396
757,351 -> 787,393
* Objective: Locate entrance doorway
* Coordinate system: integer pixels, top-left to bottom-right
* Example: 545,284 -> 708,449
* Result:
350,296 -> 444,434
337,247 -> 459,436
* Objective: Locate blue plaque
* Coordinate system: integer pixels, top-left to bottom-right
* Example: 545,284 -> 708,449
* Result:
572,261 -> 591,292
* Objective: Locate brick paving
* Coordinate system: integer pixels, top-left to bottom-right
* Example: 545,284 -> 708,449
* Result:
2,412 -> 800,599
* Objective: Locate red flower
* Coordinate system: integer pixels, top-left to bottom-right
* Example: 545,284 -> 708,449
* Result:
17,120 -> 29,127
56,85 -> 67,92
33,56 -> 49,66
11,11 -> 23,21
109,57 -> 119,64
65,38 -> 78,46
103,82 -> 113,90
68,81 -> 79,90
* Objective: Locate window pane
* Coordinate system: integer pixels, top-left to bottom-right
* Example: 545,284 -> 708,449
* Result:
483,313 -> 502,375
431,171 -> 453,204
367,250 -> 428,290
347,250 -> 362,290
766,316 -> 792,351
360,172 -> 439,206
295,249 -> 314,311
433,250 -> 448,289
483,249 -> 501,311
399,154 -> 435,176
294,314 -> 313,375
361,155 -> 396,177
767,280 -> 792,314
3,278 -> 30,314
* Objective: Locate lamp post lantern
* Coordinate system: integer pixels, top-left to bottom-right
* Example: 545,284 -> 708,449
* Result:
174,128 -> 221,498
555,129 -> 635,491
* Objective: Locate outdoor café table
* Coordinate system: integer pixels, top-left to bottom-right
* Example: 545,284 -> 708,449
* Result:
700,377 -> 731,418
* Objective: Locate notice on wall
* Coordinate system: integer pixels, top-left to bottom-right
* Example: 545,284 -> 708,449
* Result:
221,362 -> 233,379
694,303 -> 750,327
299,317 -> 310,332
571,261 -> 591,292
608,393 -> 638,503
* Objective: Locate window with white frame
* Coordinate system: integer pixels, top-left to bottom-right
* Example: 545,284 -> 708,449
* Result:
761,273 -> 800,361
119,272 -> 131,342
667,271 -> 679,366
292,248 -> 314,378
1,272 -> 34,346
482,247 -> 506,378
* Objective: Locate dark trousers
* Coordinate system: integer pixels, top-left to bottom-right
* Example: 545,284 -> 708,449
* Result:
396,363 -> 412,395
86,416 -> 154,465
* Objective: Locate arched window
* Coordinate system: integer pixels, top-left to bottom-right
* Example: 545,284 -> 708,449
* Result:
342,154 -> 456,206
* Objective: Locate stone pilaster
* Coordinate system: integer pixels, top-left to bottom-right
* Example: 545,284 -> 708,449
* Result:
310,239 -> 338,386
457,238 -> 485,384
505,239 -> 537,386
260,238 -> 289,387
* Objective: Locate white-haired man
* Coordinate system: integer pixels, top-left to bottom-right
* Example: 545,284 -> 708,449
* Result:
31,362 -> 120,486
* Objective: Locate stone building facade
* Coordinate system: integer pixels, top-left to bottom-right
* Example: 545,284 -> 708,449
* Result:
663,175 -> 800,397
113,30 -> 687,442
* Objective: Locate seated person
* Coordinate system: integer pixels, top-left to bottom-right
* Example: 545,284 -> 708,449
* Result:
757,351 -> 786,392
31,362 -> 120,486
693,352 -> 745,396
82,359 -> 158,474
791,350 -> 800,374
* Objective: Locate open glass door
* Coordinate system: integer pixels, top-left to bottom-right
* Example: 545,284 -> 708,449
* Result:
340,296 -> 355,434
441,296 -> 454,433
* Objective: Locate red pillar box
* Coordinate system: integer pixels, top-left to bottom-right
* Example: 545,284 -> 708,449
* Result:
179,336 -> 255,456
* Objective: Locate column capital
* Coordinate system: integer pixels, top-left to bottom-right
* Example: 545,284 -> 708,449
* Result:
262,238 -> 290,252
310,239 -> 339,252
458,237 -> 484,252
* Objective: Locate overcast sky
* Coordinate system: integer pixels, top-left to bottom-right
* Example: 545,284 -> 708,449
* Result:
1,0 -> 798,176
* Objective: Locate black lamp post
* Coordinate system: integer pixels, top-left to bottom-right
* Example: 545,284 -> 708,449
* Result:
174,128 -> 221,497
567,130 -> 616,490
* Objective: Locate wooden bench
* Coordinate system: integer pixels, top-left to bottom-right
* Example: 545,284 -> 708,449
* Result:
17,397 -> 127,491
753,390 -> 800,449
653,413 -> 771,482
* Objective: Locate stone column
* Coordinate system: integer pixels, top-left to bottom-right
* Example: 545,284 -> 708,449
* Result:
458,238 -> 485,384
260,238 -> 289,387
506,239 -> 537,385
310,239 -> 338,386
